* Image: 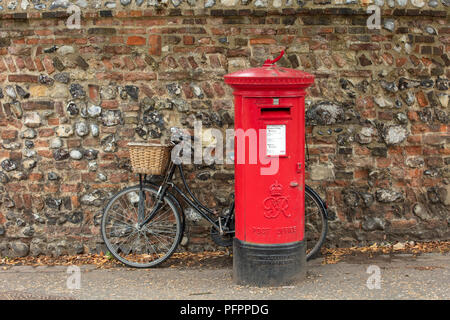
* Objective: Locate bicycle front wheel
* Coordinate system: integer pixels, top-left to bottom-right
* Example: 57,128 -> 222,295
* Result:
305,186 -> 328,261
101,185 -> 183,268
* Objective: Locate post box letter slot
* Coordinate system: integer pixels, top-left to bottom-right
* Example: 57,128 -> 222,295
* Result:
260,107 -> 291,118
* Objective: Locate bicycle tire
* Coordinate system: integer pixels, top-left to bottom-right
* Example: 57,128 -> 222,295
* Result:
101,185 -> 183,268
305,185 -> 328,261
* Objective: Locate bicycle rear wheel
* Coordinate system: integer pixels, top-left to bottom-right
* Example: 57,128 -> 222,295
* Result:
305,186 -> 328,261
101,185 -> 183,268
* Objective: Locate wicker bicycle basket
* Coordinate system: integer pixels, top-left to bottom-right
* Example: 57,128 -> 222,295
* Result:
128,142 -> 172,175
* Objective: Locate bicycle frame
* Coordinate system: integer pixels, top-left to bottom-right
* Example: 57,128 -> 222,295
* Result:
139,162 -> 234,233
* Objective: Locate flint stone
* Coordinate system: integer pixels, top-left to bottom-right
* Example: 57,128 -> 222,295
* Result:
5,86 -> 16,99
50,137 -> 63,149
80,191 -> 105,206
101,134 -> 117,153
83,149 -> 99,160
23,149 -> 36,158
124,85 -> 139,100
437,94 -> 448,108
21,128 -> 37,139
0,171 -> 9,184
23,111 -> 42,128
425,26 -> 437,35
376,189 -> 403,202
22,226 -> 34,237
374,96 -> 393,108
69,84 -> 86,99
76,0 -> 88,7
2,142 -> 21,150
21,0 -> 29,10
56,45 -> 74,56
4,198 -> 15,208
101,110 -> 122,126
53,149 -> 70,161
10,241 -> 29,257
90,124 -> 99,137
10,171 -> 26,181
413,203 -> 430,220
23,159 -> 37,170
88,161 -> 98,172
56,125 -> 74,137
67,212 -> 83,224
362,217 -> 386,231
10,101 -> 23,119
100,86 -> 117,100
383,19 -> 395,32
29,239 -> 47,256
395,112 -> 408,124
167,83 -> 181,96
420,80 -> 434,88
190,84 -> 204,98
343,190 -> 360,208
54,72 -> 70,84
44,45 -> 58,54
75,121 -> 89,137
15,85 -> 30,99
254,0 -> 268,5
402,92 -> 415,106
48,172 -> 59,180
383,125 -> 408,145
1,159 -> 17,172
24,140 -> 34,149
380,80 -> 398,93
356,127 -> 375,144
398,78 -> 420,90
411,0 -> 425,7
436,78 -> 448,91
70,149 -> 83,160
66,101 -> 79,116
7,1 -> 18,10
52,57 -> 65,71
50,0 -> 71,9
306,101 -> 345,125
88,105 -> 102,117
143,111 -> 163,125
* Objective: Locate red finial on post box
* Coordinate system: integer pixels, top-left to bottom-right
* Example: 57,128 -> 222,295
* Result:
263,50 -> 285,67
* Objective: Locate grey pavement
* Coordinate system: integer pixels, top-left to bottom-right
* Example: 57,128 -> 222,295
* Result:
0,252 -> 449,300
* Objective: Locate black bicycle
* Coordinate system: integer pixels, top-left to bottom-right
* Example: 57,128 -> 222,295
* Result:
101,135 -> 329,268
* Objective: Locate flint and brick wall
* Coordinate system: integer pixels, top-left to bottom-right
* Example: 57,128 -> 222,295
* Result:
0,0 -> 448,257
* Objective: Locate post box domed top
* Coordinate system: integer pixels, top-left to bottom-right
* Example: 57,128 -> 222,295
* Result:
224,51 -> 314,90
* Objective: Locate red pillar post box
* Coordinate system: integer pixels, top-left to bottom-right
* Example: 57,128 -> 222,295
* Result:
224,51 -> 314,286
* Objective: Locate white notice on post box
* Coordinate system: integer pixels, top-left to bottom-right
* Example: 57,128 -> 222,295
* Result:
266,125 -> 286,156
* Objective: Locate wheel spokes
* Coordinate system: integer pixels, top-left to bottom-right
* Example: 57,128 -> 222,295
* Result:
102,187 -> 180,267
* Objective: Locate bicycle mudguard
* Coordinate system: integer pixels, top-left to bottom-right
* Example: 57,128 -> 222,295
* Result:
305,185 -> 329,220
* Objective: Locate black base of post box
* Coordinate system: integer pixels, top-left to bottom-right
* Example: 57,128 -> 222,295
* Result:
233,238 -> 306,287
